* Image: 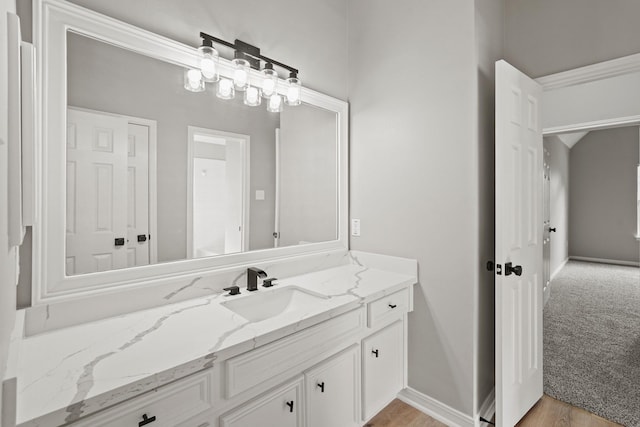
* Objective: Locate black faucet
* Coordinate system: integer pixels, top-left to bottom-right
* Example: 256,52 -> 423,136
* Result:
247,267 -> 267,292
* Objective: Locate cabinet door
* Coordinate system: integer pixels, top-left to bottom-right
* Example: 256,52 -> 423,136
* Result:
219,377 -> 303,427
305,345 -> 360,427
362,320 -> 404,421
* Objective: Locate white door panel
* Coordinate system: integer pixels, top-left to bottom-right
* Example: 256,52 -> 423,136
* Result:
126,123 -> 150,267
495,60 -> 543,427
66,108 -> 128,275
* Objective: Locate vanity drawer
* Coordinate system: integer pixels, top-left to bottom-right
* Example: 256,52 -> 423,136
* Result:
72,370 -> 213,427
225,307 -> 365,399
367,288 -> 410,328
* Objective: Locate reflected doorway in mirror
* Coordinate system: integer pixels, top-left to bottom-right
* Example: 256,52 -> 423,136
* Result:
186,127 -> 249,259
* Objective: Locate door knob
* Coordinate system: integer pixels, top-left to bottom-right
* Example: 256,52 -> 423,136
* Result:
549,227 -> 556,232
505,262 -> 523,276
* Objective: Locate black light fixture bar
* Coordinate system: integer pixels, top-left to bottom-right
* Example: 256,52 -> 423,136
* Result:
200,31 -> 299,77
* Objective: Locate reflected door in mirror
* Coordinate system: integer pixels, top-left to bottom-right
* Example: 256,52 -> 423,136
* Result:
66,108 -> 151,275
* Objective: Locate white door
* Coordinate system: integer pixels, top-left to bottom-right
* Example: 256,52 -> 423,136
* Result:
495,60 -> 543,427
126,123 -> 150,267
66,108 -> 128,275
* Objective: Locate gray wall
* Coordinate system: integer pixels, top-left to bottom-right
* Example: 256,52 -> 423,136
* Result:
67,33 -> 279,261
505,0 -> 640,78
349,0 -> 502,416
1,0 -> 18,420
544,137 -> 570,275
569,127 -> 639,263
279,106 -> 337,246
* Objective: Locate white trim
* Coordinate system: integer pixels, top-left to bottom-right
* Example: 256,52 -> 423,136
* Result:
551,257 -> 569,281
536,52 -> 640,90
32,0 -> 349,305
477,388 -> 495,427
635,234 -> 640,241
569,256 -> 640,267
397,387 -> 474,427
543,114 -> 640,136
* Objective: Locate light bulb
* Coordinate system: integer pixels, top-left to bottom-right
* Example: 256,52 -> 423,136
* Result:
184,68 -> 204,92
244,86 -> 262,107
267,94 -> 283,113
261,65 -> 278,98
232,58 -> 250,91
198,44 -> 219,82
216,78 -> 235,100
285,76 -> 302,106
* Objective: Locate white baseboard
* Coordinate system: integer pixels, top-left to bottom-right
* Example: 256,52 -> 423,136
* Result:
477,388 -> 495,426
569,256 -> 640,267
397,387 -> 474,427
550,257 -> 569,280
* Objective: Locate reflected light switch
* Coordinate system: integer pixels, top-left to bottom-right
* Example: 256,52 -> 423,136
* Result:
255,190 -> 265,200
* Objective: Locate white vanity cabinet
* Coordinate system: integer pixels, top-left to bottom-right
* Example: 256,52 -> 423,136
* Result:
71,370 -> 214,427
219,378 -> 304,427
305,345 -> 360,427
362,320 -> 404,421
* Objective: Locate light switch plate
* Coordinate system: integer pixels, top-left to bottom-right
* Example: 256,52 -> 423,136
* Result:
351,219 -> 361,237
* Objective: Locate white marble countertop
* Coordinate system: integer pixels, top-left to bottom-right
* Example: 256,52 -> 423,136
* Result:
13,251 -> 417,427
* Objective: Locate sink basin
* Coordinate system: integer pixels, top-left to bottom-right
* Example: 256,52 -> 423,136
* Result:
221,287 -> 327,322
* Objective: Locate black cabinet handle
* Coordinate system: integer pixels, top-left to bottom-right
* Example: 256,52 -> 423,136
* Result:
286,400 -> 294,413
138,414 -> 156,426
114,237 -> 125,246
388,303 -> 397,309
137,234 -> 147,242
317,382 -> 325,392
549,227 -> 556,232
372,349 -> 379,358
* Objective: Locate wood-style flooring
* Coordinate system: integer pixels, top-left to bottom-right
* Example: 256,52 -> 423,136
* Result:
365,395 -> 623,427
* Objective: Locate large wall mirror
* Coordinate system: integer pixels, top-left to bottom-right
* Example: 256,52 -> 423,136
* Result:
32,0 -> 348,303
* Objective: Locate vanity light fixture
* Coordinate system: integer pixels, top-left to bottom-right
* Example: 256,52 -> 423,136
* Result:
216,78 -> 235,100
184,68 -> 205,92
244,86 -> 262,107
198,38 -> 219,82
285,72 -> 302,106
186,32 -> 302,112
261,63 -> 278,98
267,94 -> 283,113
232,53 -> 251,91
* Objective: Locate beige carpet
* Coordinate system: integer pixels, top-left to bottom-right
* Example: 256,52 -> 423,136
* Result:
544,260 -> 640,427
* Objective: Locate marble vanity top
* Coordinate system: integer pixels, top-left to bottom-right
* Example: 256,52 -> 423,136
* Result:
11,251 -> 416,427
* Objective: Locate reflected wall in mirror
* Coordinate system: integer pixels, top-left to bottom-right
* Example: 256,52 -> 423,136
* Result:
65,32 -> 338,276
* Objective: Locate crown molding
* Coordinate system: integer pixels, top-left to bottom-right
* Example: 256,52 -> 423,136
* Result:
536,53 -> 640,90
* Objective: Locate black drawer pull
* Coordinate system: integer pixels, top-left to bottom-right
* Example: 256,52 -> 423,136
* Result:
317,381 -> 325,392
372,349 -> 379,358
388,303 -> 397,309
139,414 -> 156,426
114,237 -> 125,246
286,400 -> 294,413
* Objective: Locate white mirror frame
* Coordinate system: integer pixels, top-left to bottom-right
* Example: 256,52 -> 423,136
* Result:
32,0 -> 348,305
